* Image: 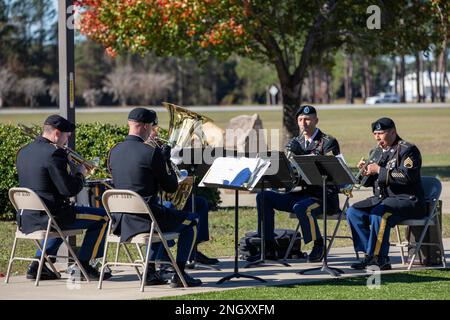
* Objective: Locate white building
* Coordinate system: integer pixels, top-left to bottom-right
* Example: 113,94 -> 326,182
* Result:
389,71 -> 449,102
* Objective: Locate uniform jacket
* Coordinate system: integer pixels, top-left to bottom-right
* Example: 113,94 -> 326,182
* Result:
353,137 -> 426,217
287,129 -> 341,215
15,136 -> 85,233
108,135 -> 187,242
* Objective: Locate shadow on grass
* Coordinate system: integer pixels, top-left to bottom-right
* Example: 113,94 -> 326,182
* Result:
277,268 -> 450,289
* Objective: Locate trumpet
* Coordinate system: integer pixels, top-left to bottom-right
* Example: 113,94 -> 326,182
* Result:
354,144 -> 383,188
18,123 -> 100,177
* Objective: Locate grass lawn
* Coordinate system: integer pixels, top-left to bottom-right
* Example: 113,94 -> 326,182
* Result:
160,268 -> 450,300
1,209 -> 449,276
2,107 -> 450,173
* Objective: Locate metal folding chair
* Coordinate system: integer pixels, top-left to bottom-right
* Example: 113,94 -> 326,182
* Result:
6,187 -> 89,286
392,176 -> 447,270
283,194 -> 358,261
99,189 -> 188,292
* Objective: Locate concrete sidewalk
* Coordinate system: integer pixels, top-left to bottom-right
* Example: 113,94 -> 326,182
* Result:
1,240 -> 448,300
219,182 -> 450,213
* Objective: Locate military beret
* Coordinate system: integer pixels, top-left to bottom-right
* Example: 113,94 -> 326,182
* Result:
371,117 -> 396,132
295,105 -> 317,118
128,107 -> 158,125
44,114 -> 75,132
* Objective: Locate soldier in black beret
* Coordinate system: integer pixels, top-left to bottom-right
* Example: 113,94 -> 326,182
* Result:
346,117 -> 426,270
16,114 -> 111,281
108,107 -> 202,287
252,104 -> 341,263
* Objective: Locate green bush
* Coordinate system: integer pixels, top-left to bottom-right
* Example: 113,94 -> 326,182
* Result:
0,123 -> 220,220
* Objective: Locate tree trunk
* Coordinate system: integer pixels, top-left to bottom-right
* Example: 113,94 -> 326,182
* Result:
400,55 -> 406,103
415,52 -> 421,102
310,68 -> 316,103
281,87 -> 302,144
438,44 -> 446,102
393,56 -> 398,94
325,71 -> 331,103
345,54 -> 353,104
362,57 -> 371,100
427,55 -> 435,102
176,58 -> 183,105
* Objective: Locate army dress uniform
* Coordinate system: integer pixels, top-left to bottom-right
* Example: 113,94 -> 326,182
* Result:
107,109 -> 199,274
256,105 -> 341,261
15,115 -> 109,278
346,118 -> 426,268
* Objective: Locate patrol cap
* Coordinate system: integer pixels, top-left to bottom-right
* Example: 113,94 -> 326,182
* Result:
44,114 -> 75,132
295,105 -> 317,118
128,107 -> 158,125
371,117 -> 396,132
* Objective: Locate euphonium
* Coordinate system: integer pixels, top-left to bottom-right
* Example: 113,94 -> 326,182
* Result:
156,103 -> 213,210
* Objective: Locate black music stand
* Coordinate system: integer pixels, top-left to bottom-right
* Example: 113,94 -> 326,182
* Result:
178,147 -> 221,271
200,155 -> 268,284
244,151 -> 294,268
292,155 -> 356,277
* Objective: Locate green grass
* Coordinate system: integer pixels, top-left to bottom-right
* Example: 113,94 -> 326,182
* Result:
1,210 -> 449,276
2,107 -> 450,173
161,268 -> 450,300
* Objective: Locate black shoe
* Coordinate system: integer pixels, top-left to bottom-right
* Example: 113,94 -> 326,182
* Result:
369,256 -> 392,271
26,261 -> 60,280
307,244 -> 324,263
170,272 -> 202,288
194,251 -> 219,265
145,270 -> 168,285
351,255 -> 374,270
70,263 -> 112,281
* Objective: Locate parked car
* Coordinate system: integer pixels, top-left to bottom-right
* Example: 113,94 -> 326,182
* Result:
365,93 -> 400,104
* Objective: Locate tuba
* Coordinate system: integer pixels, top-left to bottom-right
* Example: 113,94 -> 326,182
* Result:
159,102 -> 213,210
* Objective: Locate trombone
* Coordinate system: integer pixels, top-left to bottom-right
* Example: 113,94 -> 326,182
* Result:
18,123 -> 113,188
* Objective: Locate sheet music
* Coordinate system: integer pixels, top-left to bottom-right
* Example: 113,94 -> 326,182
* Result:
199,157 -> 271,191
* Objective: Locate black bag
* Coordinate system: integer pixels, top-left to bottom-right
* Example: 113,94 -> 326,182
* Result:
406,200 -> 443,266
239,229 -> 306,260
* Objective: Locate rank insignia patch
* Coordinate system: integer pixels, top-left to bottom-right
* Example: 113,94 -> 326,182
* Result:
404,157 -> 413,168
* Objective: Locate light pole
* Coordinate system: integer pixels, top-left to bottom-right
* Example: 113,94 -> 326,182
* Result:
58,0 -> 76,149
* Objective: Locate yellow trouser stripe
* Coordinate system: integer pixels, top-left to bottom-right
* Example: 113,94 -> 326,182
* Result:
76,214 -> 108,222
306,203 -> 320,241
188,225 -> 198,260
90,220 -> 108,261
374,212 -> 393,256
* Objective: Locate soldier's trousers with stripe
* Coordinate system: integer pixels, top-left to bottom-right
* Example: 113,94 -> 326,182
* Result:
150,212 -> 199,264
346,204 -> 405,257
256,190 -> 323,245
35,206 -> 109,262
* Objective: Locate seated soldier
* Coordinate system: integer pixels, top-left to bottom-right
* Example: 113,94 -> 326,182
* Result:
346,117 -> 426,270
252,105 -> 341,262
16,115 -> 111,281
108,108 -> 202,287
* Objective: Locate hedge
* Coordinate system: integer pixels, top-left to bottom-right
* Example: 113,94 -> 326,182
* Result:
0,123 -> 220,220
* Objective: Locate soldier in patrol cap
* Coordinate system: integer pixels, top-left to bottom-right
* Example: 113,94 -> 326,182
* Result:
251,105 -> 341,263
108,107 -> 202,287
346,117 -> 426,270
16,114 -> 111,281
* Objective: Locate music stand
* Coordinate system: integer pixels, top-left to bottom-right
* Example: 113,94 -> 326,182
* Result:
292,155 -> 356,277
178,147 -> 223,271
245,151 -> 294,268
200,155 -> 268,284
